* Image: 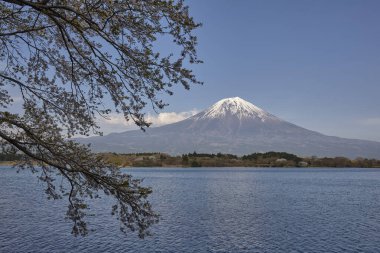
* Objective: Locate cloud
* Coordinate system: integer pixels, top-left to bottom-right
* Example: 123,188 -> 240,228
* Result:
97,109 -> 199,134
145,110 -> 199,126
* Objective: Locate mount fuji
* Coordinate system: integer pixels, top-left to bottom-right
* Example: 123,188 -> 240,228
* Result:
79,97 -> 380,158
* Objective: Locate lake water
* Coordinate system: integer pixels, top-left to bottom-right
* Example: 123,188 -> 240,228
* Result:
1,167 -> 380,253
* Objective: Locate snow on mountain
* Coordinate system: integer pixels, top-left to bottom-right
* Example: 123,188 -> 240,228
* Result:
78,97 -> 380,158
193,97 -> 278,121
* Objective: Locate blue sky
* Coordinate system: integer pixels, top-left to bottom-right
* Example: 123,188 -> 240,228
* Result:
150,0 -> 380,142
6,1 -> 380,141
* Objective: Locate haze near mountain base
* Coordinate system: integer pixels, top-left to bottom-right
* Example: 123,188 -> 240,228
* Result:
79,97 -> 380,159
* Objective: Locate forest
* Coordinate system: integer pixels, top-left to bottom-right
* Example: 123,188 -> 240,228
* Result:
2,151 -> 379,168
101,152 -> 380,168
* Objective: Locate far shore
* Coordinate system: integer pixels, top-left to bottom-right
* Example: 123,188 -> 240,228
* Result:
2,151 -> 380,169
1,162 -> 380,169
0,161 -> 18,166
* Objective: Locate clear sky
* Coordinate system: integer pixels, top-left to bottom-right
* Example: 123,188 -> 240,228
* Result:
148,0 -> 380,142
6,0 -> 380,141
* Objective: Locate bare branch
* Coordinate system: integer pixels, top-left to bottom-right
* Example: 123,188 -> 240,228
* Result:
0,0 -> 201,237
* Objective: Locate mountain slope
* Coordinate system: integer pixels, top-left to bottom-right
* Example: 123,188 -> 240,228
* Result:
79,97 -> 380,158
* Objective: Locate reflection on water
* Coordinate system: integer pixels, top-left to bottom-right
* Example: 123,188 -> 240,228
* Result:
1,167 -> 380,252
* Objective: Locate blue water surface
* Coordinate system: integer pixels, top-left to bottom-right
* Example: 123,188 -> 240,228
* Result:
1,167 -> 380,253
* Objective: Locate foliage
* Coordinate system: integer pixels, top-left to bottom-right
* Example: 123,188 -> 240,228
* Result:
190,159 -> 201,167
186,152 -> 238,159
89,152 -> 380,168
242,151 -> 301,162
0,0 -> 201,237
0,151 -> 23,161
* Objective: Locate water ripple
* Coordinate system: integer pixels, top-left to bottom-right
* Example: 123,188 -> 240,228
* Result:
1,167 -> 380,253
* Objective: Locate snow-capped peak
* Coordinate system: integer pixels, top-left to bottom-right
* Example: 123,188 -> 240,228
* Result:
195,97 -> 277,121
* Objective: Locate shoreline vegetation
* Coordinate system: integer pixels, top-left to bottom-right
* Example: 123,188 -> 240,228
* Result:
3,152 -> 379,168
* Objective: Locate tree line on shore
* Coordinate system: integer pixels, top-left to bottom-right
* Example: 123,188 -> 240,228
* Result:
103,152 -> 380,168
2,151 -> 379,168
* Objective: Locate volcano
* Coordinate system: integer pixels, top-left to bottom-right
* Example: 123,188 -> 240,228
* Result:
79,97 -> 380,158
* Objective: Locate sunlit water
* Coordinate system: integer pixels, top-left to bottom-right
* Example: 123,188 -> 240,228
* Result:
1,167 -> 380,253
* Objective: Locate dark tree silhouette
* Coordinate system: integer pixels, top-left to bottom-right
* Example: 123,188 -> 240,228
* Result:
0,0 -> 201,237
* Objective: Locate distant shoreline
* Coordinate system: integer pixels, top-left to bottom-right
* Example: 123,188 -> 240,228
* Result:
2,151 -> 380,168
2,164 -> 380,169
100,152 -> 380,169
0,161 -> 18,166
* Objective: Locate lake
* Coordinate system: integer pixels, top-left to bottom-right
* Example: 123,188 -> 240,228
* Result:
1,167 -> 380,252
